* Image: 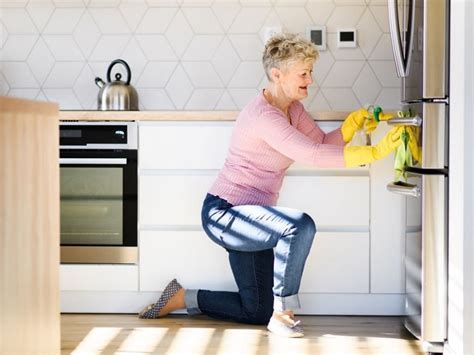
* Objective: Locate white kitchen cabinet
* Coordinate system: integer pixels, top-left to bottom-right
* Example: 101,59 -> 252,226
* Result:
138,122 -> 371,298
139,231 -> 368,294
139,173 -> 216,227
139,121 -> 233,170
279,176 -> 369,229
139,231 -> 236,292
300,232 -> 369,293
140,174 -> 369,228
60,265 -> 138,291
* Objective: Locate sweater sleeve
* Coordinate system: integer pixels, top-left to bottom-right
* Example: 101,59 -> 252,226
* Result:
255,110 -> 346,168
294,103 -> 346,146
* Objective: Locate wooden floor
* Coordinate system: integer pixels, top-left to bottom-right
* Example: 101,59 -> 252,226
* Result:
61,314 -> 426,354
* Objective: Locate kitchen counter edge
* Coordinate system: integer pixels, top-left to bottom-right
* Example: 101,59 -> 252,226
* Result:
59,110 -> 349,121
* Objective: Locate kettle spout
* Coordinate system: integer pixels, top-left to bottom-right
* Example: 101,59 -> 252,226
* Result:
95,77 -> 105,88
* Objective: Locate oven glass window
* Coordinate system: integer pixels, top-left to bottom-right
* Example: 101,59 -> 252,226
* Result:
60,167 -> 123,245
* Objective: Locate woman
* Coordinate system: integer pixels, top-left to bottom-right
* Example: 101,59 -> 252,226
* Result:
139,33 -> 402,337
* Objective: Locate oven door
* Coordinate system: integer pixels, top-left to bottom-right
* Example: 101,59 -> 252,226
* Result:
60,149 -> 137,264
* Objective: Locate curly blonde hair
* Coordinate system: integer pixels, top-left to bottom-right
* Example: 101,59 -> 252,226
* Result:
262,33 -> 318,81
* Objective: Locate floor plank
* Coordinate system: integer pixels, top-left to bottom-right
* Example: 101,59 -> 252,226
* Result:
61,314 -> 426,354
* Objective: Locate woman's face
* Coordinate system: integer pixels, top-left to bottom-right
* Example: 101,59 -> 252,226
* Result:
276,59 -> 314,101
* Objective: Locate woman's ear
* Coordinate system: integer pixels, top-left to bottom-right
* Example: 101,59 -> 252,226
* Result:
270,67 -> 281,83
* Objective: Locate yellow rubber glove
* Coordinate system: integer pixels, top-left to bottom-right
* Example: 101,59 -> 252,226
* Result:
344,126 -> 404,167
364,111 -> 394,135
341,108 -> 370,142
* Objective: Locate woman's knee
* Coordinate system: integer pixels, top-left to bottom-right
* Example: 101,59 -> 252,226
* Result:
244,300 -> 273,325
296,212 -> 316,241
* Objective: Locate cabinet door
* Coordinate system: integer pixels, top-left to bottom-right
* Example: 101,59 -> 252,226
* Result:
139,231 -> 236,291
300,232 -> 369,293
139,122 -> 233,170
279,176 -> 370,228
139,174 -> 216,227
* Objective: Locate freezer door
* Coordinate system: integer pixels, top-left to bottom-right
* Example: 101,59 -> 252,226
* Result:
421,174 -> 448,342
398,173 -> 447,344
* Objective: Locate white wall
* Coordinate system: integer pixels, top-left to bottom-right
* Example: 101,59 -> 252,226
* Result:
446,1 -> 474,354
0,0 -> 400,111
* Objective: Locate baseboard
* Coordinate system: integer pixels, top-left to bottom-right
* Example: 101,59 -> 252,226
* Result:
61,291 -> 405,315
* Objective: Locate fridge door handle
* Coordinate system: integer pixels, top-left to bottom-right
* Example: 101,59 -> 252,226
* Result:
404,0 -> 416,77
388,0 -> 406,77
387,115 -> 422,126
387,182 -> 421,198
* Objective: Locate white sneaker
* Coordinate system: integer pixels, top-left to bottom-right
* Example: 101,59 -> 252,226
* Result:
267,316 -> 304,338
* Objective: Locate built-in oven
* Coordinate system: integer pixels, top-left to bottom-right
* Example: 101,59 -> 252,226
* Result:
60,121 -> 138,264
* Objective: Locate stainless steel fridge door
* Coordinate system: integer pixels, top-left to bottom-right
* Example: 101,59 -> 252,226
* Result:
389,0 -> 448,101
389,173 -> 447,344
388,102 -> 448,170
422,103 -> 448,169
388,0 -> 415,79
421,173 -> 448,343
422,0 -> 448,100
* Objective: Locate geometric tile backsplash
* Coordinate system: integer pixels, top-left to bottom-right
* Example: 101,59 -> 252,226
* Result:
0,0 -> 401,111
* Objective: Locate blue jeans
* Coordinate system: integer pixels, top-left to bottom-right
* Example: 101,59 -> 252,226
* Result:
185,193 -> 316,324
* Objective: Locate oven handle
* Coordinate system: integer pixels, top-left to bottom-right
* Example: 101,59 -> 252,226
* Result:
60,158 -> 127,165
387,182 -> 421,198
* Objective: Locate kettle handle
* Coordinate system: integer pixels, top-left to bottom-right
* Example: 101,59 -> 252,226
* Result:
107,59 -> 131,85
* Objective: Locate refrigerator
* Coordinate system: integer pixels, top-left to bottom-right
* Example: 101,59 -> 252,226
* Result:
386,0 -> 449,353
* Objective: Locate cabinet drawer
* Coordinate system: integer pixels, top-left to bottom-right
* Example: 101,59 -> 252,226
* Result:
60,265 -> 138,291
140,175 -> 369,228
139,122 -> 233,170
139,231 -> 368,294
279,176 -> 369,228
139,231 -> 236,291
139,174 -> 215,226
300,232 -> 369,293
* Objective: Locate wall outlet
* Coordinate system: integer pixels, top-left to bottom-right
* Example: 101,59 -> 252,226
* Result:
263,26 -> 282,43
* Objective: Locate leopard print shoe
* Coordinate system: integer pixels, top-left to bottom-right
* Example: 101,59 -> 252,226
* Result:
139,278 -> 183,319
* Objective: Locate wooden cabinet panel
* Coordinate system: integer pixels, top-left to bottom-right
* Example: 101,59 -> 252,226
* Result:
139,122 -> 233,170
279,176 -> 370,228
300,232 -> 369,293
0,98 -> 60,354
139,231 -> 236,292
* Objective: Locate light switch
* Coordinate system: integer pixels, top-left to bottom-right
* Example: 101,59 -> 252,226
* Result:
337,29 -> 357,48
307,26 -> 326,51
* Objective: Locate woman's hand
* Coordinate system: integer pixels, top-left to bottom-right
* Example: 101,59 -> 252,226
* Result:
364,111 -> 394,135
341,108 -> 370,142
343,126 -> 404,167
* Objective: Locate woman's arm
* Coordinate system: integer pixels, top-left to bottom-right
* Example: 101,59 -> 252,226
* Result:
256,110 -> 345,168
295,104 -> 345,146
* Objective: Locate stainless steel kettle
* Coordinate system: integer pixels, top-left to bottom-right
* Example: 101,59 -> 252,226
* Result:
95,59 -> 139,111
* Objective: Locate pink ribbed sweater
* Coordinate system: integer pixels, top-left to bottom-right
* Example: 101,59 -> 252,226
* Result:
209,92 -> 346,206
